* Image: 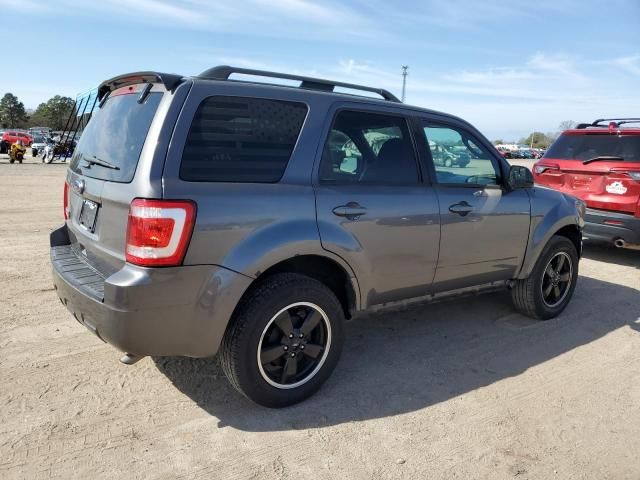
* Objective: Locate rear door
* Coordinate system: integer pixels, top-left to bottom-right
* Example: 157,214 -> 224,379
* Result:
314,106 -> 440,307
536,132 -> 640,214
417,119 -> 531,291
65,81 -> 185,275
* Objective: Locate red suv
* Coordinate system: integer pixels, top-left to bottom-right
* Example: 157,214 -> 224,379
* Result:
2,131 -> 32,146
533,118 -> 640,248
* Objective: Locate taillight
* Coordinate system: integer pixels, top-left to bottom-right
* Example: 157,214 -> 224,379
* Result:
125,199 -> 196,267
63,182 -> 69,220
610,169 -> 640,182
533,163 -> 560,175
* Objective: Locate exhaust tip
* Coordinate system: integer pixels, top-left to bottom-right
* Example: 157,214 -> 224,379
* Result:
120,353 -> 145,365
614,238 -> 626,248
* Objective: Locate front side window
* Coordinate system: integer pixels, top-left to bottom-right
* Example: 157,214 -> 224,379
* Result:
320,110 -> 419,185
424,123 -> 499,186
180,96 -> 308,182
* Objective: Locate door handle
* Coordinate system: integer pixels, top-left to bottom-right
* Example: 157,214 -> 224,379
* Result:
448,201 -> 473,216
332,202 -> 367,219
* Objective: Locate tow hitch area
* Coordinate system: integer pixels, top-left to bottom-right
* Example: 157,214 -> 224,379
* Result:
120,353 -> 145,365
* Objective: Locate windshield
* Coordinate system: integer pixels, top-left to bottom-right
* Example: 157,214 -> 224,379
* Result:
70,91 -> 162,182
545,133 -> 640,162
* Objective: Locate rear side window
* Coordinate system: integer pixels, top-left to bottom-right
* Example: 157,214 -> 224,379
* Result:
545,133 -> 640,162
70,89 -> 163,182
180,96 -> 308,182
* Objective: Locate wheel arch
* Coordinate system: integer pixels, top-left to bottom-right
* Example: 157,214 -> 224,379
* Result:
232,254 -> 360,321
518,220 -> 582,279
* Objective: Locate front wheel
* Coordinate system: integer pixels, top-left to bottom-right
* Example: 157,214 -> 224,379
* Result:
220,273 -> 345,407
511,235 -> 579,320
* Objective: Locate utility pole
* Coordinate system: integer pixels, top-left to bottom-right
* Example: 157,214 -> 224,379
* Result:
401,65 -> 408,102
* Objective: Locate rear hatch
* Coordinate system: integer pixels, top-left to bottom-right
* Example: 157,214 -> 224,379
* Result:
64,80 -> 171,276
534,131 -> 640,216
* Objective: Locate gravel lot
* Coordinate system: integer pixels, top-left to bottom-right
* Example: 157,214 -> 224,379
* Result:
1,156 -> 639,479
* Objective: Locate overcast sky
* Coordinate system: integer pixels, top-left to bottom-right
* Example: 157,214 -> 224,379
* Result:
1,0 -> 639,140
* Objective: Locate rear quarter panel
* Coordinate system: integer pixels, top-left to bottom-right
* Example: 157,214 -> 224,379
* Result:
162,80 -> 360,305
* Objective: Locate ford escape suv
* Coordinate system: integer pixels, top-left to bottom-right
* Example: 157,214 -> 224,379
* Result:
533,118 -> 640,249
50,66 -> 584,407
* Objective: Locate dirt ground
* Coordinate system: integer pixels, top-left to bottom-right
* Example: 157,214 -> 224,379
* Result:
1,155 -> 639,480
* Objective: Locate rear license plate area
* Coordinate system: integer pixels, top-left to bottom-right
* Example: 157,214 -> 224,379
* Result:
79,199 -> 99,232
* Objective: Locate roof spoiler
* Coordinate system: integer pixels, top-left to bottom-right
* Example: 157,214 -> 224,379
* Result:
198,65 -> 401,102
97,72 -> 183,100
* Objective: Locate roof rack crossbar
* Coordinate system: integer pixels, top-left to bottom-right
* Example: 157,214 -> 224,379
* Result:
575,118 -> 640,129
198,65 -> 401,102
592,118 -> 640,126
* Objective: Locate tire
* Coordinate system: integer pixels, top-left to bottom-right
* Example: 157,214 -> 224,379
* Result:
511,235 -> 578,320
220,273 -> 345,407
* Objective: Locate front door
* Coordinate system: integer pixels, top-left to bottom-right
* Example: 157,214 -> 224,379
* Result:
315,108 -> 441,307
419,121 -> 531,291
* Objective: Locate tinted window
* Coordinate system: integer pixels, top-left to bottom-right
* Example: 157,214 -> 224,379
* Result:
320,110 -> 418,185
423,124 -> 499,185
70,91 -> 162,182
545,133 -> 640,162
180,96 -> 307,182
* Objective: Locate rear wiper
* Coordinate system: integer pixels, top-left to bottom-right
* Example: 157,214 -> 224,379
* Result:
582,156 -> 625,165
83,155 -> 120,170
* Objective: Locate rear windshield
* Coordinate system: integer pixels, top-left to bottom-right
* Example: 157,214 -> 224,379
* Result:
545,133 -> 640,162
70,90 -> 162,182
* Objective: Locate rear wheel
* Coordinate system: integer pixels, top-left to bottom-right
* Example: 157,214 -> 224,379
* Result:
511,235 -> 578,319
220,273 -> 344,407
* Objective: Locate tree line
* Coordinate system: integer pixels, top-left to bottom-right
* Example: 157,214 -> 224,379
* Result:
493,121 -> 577,149
0,92 -> 75,131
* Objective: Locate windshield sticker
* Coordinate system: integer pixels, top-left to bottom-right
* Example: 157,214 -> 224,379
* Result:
605,181 -> 628,195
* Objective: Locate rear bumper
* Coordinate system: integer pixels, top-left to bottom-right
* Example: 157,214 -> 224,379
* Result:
50,225 -> 252,358
583,208 -> 640,245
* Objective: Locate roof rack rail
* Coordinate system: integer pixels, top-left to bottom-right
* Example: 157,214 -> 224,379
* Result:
198,65 -> 401,103
577,118 -> 640,128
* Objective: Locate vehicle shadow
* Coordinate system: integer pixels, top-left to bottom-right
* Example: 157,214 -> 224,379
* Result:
153,275 -> 639,431
582,241 -> 640,269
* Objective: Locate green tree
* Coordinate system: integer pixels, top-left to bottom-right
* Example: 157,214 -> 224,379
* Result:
28,102 -> 49,128
518,131 -> 553,149
37,95 -> 75,130
0,93 -> 28,128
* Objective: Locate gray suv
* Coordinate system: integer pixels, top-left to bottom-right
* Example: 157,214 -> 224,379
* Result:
50,66 -> 585,407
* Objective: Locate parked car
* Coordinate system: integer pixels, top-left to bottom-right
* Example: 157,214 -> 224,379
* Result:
534,118 -> 640,249
29,127 -> 51,138
31,135 -> 47,156
1,130 -> 32,148
50,67 -> 584,407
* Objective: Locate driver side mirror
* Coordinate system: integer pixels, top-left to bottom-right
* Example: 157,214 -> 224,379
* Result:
507,165 -> 534,189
